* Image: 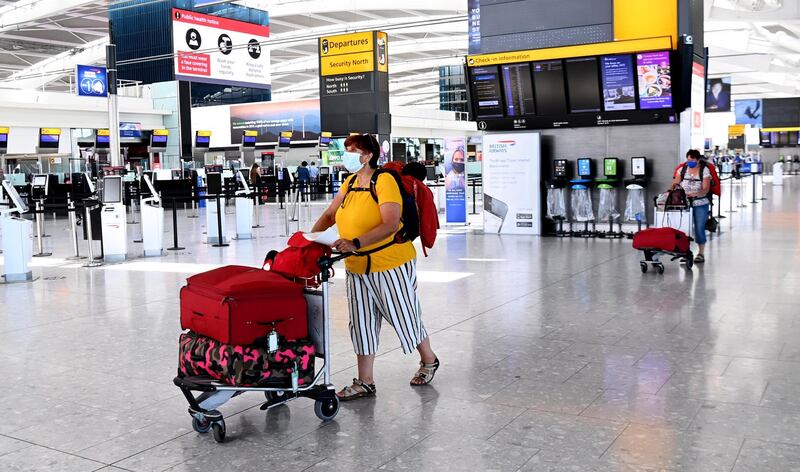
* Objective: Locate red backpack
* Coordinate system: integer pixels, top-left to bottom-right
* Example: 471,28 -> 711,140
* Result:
674,160 -> 721,197
264,232 -> 332,282
363,162 -> 440,256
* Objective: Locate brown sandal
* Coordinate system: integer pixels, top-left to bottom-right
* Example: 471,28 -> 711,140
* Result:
336,379 -> 376,401
410,358 -> 440,386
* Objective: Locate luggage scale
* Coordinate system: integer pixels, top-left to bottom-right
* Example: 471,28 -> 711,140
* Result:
173,253 -> 350,443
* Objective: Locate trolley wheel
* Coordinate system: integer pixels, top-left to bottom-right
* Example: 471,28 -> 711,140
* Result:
192,416 -> 211,434
685,256 -> 694,270
265,391 -> 286,402
314,397 -> 340,422
656,263 -> 665,274
212,420 -> 226,443
640,262 -> 648,273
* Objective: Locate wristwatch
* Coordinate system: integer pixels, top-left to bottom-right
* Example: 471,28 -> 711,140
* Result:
353,238 -> 362,250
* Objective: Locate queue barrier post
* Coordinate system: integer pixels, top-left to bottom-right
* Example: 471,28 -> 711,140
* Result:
212,193 -> 229,248
66,197 -> 85,260
168,198 -> 185,251
83,202 -> 103,268
32,200 -> 51,257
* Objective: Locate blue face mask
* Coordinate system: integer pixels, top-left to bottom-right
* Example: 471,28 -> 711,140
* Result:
342,152 -> 364,173
687,160 -> 698,168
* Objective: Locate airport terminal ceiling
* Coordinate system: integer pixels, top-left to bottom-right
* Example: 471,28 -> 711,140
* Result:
1,0 -> 800,105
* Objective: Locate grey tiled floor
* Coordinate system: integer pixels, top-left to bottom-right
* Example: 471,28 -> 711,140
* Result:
1,177 -> 800,471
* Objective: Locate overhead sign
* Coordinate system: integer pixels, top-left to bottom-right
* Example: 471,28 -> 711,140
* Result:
76,65 -> 108,97
97,129 -> 111,136
0,127 -> 9,134
120,122 -> 143,138
172,8 -> 271,89
40,128 -> 61,135
153,129 -> 169,136
196,130 -> 212,137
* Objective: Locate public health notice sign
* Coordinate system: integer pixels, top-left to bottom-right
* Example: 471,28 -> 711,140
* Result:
172,8 -> 270,89
483,133 -> 541,235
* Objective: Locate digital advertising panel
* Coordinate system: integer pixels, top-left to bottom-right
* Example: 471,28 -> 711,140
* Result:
636,51 -> 672,110
230,99 -> 320,143
706,77 -> 731,113
600,55 -> 636,112
735,99 -> 762,126
172,8 -> 270,89
444,138 -> 467,224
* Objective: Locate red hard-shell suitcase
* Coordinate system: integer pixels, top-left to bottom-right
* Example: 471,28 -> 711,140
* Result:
632,227 -> 691,254
180,266 -> 308,345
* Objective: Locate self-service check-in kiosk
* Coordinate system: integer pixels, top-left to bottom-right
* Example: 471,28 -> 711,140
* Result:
1,181 -> 33,281
140,174 -> 164,257
31,174 -> 53,257
100,175 -> 127,262
234,170 -> 253,240
148,130 -> 169,170
206,172 -> 227,245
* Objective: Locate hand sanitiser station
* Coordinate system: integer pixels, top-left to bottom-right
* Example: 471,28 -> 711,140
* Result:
234,170 -> 253,240
100,175 -> 127,262
1,180 -> 34,282
141,174 -> 164,257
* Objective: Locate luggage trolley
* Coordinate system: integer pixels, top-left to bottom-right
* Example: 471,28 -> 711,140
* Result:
173,253 -> 349,443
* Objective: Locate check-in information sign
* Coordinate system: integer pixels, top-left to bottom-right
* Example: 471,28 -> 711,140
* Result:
172,8 -> 270,89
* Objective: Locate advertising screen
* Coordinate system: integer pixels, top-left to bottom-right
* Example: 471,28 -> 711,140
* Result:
172,8 -> 271,89
230,98 -> 320,143
735,99 -> 762,126
533,60 -> 567,115
470,66 -> 504,118
600,55 -> 636,112
76,65 -> 108,97
500,63 -> 535,117
706,77 -> 731,113
565,57 -> 602,113
636,51 -> 672,109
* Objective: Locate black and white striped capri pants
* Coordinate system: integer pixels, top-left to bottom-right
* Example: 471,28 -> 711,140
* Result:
345,260 -> 428,355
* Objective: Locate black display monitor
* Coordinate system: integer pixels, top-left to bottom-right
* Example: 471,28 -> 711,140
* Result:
470,65 -> 504,118
95,134 -> 110,149
38,133 -> 60,149
532,60 -> 567,115
778,131 -> 789,146
565,57 -> 602,113
553,159 -> 568,178
600,55 -> 636,112
207,172 -> 223,195
759,131 -> 771,147
789,132 -> 799,146
242,135 -> 257,148
318,132 -> 332,148
501,63 -> 535,117
425,165 -> 437,182
195,135 -> 211,148
0,132 -> 9,152
151,134 -> 168,148
631,157 -> 647,177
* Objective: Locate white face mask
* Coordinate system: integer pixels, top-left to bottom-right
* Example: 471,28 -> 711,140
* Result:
342,151 -> 364,173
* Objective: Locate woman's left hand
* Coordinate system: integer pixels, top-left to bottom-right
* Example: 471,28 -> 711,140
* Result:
332,239 -> 358,253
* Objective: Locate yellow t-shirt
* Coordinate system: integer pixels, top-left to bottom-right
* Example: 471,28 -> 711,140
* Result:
335,173 -> 416,274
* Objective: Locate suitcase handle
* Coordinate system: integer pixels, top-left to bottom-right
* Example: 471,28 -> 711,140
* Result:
252,318 -> 293,327
192,311 -> 205,317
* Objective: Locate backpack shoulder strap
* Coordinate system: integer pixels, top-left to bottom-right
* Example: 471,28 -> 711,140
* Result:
368,169 -> 381,203
679,162 -> 688,180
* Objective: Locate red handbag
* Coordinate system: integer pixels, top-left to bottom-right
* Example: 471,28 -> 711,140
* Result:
265,232 -> 332,282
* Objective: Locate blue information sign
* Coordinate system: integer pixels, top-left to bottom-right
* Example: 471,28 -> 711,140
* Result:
76,65 -> 108,97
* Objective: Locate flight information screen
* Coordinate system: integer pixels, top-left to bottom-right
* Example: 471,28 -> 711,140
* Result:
501,63 -> 535,117
565,57 -> 602,113
532,60 -> 567,116
470,66 -> 504,118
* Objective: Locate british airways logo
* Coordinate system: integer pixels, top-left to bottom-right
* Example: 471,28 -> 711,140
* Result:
497,140 -> 516,146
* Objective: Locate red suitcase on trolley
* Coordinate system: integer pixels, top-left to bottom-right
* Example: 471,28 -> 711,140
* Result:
180,265 -> 308,345
632,227 -> 691,254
